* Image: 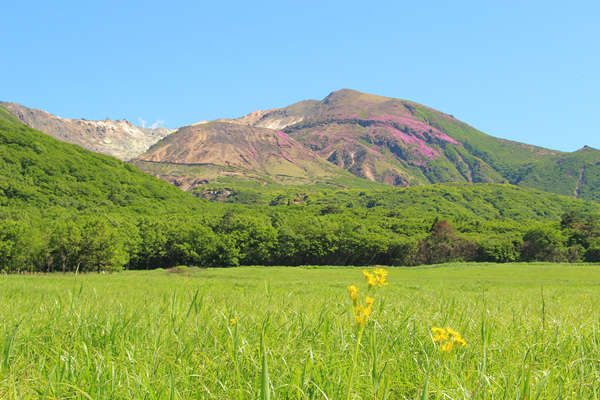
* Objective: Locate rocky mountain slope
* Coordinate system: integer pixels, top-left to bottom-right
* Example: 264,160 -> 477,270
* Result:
0,102 -> 170,161
133,121 -> 385,190
226,90 -> 529,185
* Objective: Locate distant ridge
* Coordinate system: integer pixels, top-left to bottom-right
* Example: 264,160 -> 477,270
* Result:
0,102 -> 170,161
0,105 -> 198,211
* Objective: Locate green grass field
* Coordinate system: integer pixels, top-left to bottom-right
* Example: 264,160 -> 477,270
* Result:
1,263 -> 600,399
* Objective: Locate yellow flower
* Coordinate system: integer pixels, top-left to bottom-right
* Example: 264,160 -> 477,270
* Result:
431,325 -> 467,351
432,328 -> 449,341
433,331 -> 448,342
377,275 -> 388,287
441,341 -> 455,353
368,275 -> 378,287
365,296 -> 374,306
373,268 -> 388,278
230,318 -> 238,325
355,315 -> 364,325
432,327 -> 447,336
363,307 -> 372,317
356,305 -> 364,315
446,327 -> 460,337
363,269 -> 376,284
348,285 -> 359,301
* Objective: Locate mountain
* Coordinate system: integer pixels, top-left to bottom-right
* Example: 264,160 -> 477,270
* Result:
0,105 -> 199,212
132,120 -> 388,191
5,90 -> 600,202
221,89 -> 506,185
221,89 -> 600,201
0,102 -> 170,161
507,146 -> 600,201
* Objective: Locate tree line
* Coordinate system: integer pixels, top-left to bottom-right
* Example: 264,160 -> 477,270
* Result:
2,208 -> 599,274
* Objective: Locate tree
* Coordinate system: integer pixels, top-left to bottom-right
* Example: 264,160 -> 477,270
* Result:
166,224 -> 216,267
581,214 -> 600,239
49,220 -> 82,274
475,236 -> 521,263
0,220 -> 26,273
78,219 -> 128,273
522,226 -> 567,262
136,218 -> 168,269
560,211 -> 581,230
416,220 -> 469,265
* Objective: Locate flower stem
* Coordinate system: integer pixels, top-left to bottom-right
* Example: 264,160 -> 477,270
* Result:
346,323 -> 365,400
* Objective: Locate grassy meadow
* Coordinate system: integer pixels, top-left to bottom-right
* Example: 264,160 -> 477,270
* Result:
1,263 -> 600,399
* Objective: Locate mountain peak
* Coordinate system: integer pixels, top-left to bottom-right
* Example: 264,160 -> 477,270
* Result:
325,88 -> 363,98
578,145 -> 597,151
323,89 -> 391,106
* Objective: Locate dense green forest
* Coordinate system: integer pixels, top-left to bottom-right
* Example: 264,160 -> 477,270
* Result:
2,115 -> 600,274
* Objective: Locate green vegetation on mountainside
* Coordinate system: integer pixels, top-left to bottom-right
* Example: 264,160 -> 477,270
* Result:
3,110 -> 600,273
0,113 -> 200,214
0,106 -> 25,126
393,101 -> 600,200
193,180 -> 600,221
266,184 -> 600,220
512,146 -> 600,202
413,106 -> 561,177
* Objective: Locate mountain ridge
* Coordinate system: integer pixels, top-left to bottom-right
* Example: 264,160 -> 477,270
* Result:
0,102 -> 170,161
4,90 -> 600,201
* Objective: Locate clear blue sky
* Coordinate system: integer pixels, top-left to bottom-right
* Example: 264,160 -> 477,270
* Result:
1,1 -> 598,152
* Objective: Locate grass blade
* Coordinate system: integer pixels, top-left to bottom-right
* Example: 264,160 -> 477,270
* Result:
260,331 -> 270,400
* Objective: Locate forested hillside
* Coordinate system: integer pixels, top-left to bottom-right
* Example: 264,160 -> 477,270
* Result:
2,113 -> 600,274
0,119 -> 197,212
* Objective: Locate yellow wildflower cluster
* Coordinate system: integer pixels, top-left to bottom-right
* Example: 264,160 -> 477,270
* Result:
365,268 -> 389,288
431,326 -> 467,352
348,268 -> 389,327
230,317 -> 238,326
